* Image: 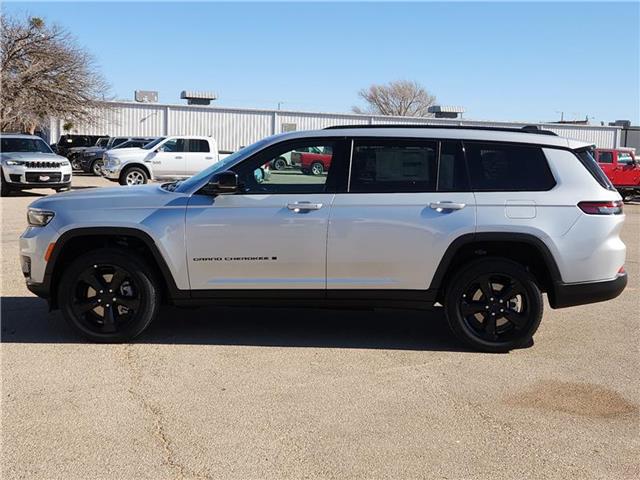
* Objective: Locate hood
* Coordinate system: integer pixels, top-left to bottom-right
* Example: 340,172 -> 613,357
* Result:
30,184 -> 187,211
1,152 -> 68,163
105,147 -> 147,158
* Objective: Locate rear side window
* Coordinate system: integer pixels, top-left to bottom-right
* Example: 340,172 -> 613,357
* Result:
575,149 -> 616,191
464,142 -> 556,191
187,139 -> 210,153
350,140 -> 438,193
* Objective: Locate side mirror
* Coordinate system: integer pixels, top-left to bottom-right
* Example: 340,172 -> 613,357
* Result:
201,170 -> 238,196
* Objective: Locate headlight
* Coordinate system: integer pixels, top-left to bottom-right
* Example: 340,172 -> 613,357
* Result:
5,160 -> 24,166
108,158 -> 120,166
61,160 -> 70,166
27,208 -> 55,227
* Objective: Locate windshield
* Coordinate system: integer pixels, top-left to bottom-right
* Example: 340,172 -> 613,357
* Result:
175,138 -> 272,193
142,137 -> 166,150
1,137 -> 53,154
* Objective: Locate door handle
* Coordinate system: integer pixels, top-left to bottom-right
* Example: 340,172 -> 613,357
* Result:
175,156 -> 183,159
430,201 -> 466,212
205,156 -> 213,160
287,202 -> 323,212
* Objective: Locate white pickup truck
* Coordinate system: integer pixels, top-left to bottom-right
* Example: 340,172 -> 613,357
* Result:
102,136 -> 219,185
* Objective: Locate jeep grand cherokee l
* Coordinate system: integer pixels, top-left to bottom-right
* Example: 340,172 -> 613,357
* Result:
19,126 -> 627,352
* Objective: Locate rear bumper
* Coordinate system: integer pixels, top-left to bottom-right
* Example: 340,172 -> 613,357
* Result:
550,272 -> 627,309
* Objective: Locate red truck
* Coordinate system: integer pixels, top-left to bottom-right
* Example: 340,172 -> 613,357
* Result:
595,148 -> 639,201
299,148 -> 333,176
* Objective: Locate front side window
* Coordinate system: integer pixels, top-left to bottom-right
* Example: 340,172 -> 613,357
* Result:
350,140 -> 438,193
159,139 -> 186,153
0,138 -> 52,153
465,142 -> 555,191
598,151 -> 614,164
236,141 -> 337,194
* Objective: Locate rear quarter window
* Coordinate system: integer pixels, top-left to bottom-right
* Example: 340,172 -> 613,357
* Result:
464,142 -> 556,191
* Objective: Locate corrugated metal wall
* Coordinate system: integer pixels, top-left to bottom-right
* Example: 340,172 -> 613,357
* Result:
49,101 -> 621,151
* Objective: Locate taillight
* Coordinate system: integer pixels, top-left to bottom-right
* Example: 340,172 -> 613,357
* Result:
578,201 -> 623,215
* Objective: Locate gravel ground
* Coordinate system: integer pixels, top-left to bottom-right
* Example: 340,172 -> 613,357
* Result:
1,174 -> 639,480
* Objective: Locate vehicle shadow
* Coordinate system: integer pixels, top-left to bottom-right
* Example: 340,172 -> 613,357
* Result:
0,296 -> 467,352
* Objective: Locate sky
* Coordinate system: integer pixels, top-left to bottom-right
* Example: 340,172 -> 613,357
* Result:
3,1 -> 640,124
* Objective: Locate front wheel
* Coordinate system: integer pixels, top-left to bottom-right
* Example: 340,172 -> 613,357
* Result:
58,249 -> 160,342
273,157 -> 288,171
444,258 -> 543,353
91,159 -> 104,176
120,167 -> 148,185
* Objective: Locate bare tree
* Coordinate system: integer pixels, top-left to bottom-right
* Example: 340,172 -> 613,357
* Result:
0,14 -> 109,133
352,80 -> 436,117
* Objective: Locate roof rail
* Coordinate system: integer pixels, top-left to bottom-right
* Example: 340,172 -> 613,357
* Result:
323,124 -> 558,136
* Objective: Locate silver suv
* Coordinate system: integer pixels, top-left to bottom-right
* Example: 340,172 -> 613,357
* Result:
19,126 -> 627,352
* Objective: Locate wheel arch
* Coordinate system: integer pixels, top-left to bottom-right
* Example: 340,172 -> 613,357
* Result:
45,227 -> 186,309
430,233 -> 562,305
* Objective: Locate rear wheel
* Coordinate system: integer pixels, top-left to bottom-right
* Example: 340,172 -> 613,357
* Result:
310,162 -> 324,175
444,258 -> 543,353
273,157 -> 287,171
120,167 -> 148,186
58,249 -> 160,342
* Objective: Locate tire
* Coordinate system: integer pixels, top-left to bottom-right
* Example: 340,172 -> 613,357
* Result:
0,172 -> 12,197
71,158 -> 82,170
120,167 -> 148,186
91,159 -> 104,176
444,257 -> 543,353
310,162 -> 324,176
273,157 -> 287,171
58,248 -> 160,342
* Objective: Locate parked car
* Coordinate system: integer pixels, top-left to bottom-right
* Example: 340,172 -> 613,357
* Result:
55,134 -> 107,158
81,137 -> 156,175
102,136 -> 218,185
300,146 -> 332,175
595,147 -> 639,201
69,137 -> 109,170
20,125 -> 627,351
270,146 -> 327,170
1,133 -> 72,196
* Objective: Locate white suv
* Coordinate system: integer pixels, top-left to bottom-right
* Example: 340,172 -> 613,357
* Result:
19,126 -> 627,352
102,135 -> 219,185
1,134 -> 72,196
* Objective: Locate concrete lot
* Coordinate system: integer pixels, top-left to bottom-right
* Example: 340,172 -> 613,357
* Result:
1,174 -> 639,480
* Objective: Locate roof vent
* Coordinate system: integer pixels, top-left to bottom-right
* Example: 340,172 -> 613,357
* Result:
180,90 -> 217,105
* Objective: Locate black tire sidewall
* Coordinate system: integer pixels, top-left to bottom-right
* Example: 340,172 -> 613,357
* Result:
91,159 -> 103,176
58,249 -> 160,342
274,158 -> 287,170
444,258 -> 543,353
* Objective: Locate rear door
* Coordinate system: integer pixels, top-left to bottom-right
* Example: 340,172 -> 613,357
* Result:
327,138 -> 475,292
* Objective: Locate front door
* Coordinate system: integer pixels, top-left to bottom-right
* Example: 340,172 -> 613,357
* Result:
150,138 -> 186,177
327,138 -> 476,291
614,151 -> 640,186
186,138 -> 346,291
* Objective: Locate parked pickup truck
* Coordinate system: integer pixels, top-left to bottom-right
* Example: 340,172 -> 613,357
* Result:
102,136 -> 219,185
299,146 -> 333,175
595,148 -> 639,201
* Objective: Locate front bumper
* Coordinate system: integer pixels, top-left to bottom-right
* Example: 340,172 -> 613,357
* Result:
103,163 -> 122,180
3,166 -> 72,189
550,272 -> 628,309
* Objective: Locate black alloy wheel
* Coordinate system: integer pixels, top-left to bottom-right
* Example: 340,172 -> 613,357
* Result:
59,249 -> 159,342
445,258 -> 543,352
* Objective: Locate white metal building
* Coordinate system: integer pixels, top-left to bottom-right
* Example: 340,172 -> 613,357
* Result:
48,101 -> 623,152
